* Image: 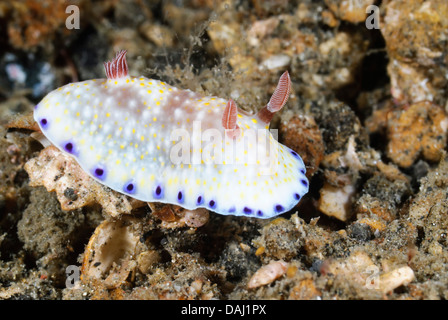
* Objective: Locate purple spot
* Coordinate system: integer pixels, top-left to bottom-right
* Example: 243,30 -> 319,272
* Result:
93,166 -> 106,180
228,207 -> 236,213
34,104 -> 39,110
290,150 -> 300,158
154,185 -> 163,199
40,118 -> 48,129
294,193 -> 301,200
275,204 -> 284,212
257,210 -> 263,217
301,179 -> 308,187
196,196 -> 203,205
209,200 -> 216,209
177,191 -> 184,203
64,142 -> 74,154
243,207 -> 252,215
124,182 -> 136,194
300,168 -> 306,175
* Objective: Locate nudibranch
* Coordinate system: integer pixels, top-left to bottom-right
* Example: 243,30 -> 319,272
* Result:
34,50 -> 308,219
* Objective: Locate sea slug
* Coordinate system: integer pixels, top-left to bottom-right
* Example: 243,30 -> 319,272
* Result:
33,50 -> 308,218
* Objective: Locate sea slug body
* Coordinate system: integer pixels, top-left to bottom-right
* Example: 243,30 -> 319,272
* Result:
34,50 -> 308,218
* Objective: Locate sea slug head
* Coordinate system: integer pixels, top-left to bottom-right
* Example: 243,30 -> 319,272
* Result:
217,71 -> 295,176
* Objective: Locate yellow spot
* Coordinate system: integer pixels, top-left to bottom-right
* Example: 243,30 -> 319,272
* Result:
132,128 -> 136,134
55,117 -> 61,123
147,90 -> 152,94
106,113 -> 110,117
159,89 -> 164,94
153,133 -> 157,138
119,127 -> 123,131
141,136 -> 145,141
120,145 -> 125,149
251,118 -> 258,124
76,95 -> 80,99
64,109 -> 68,114
76,112 -> 80,117
153,117 -> 157,122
